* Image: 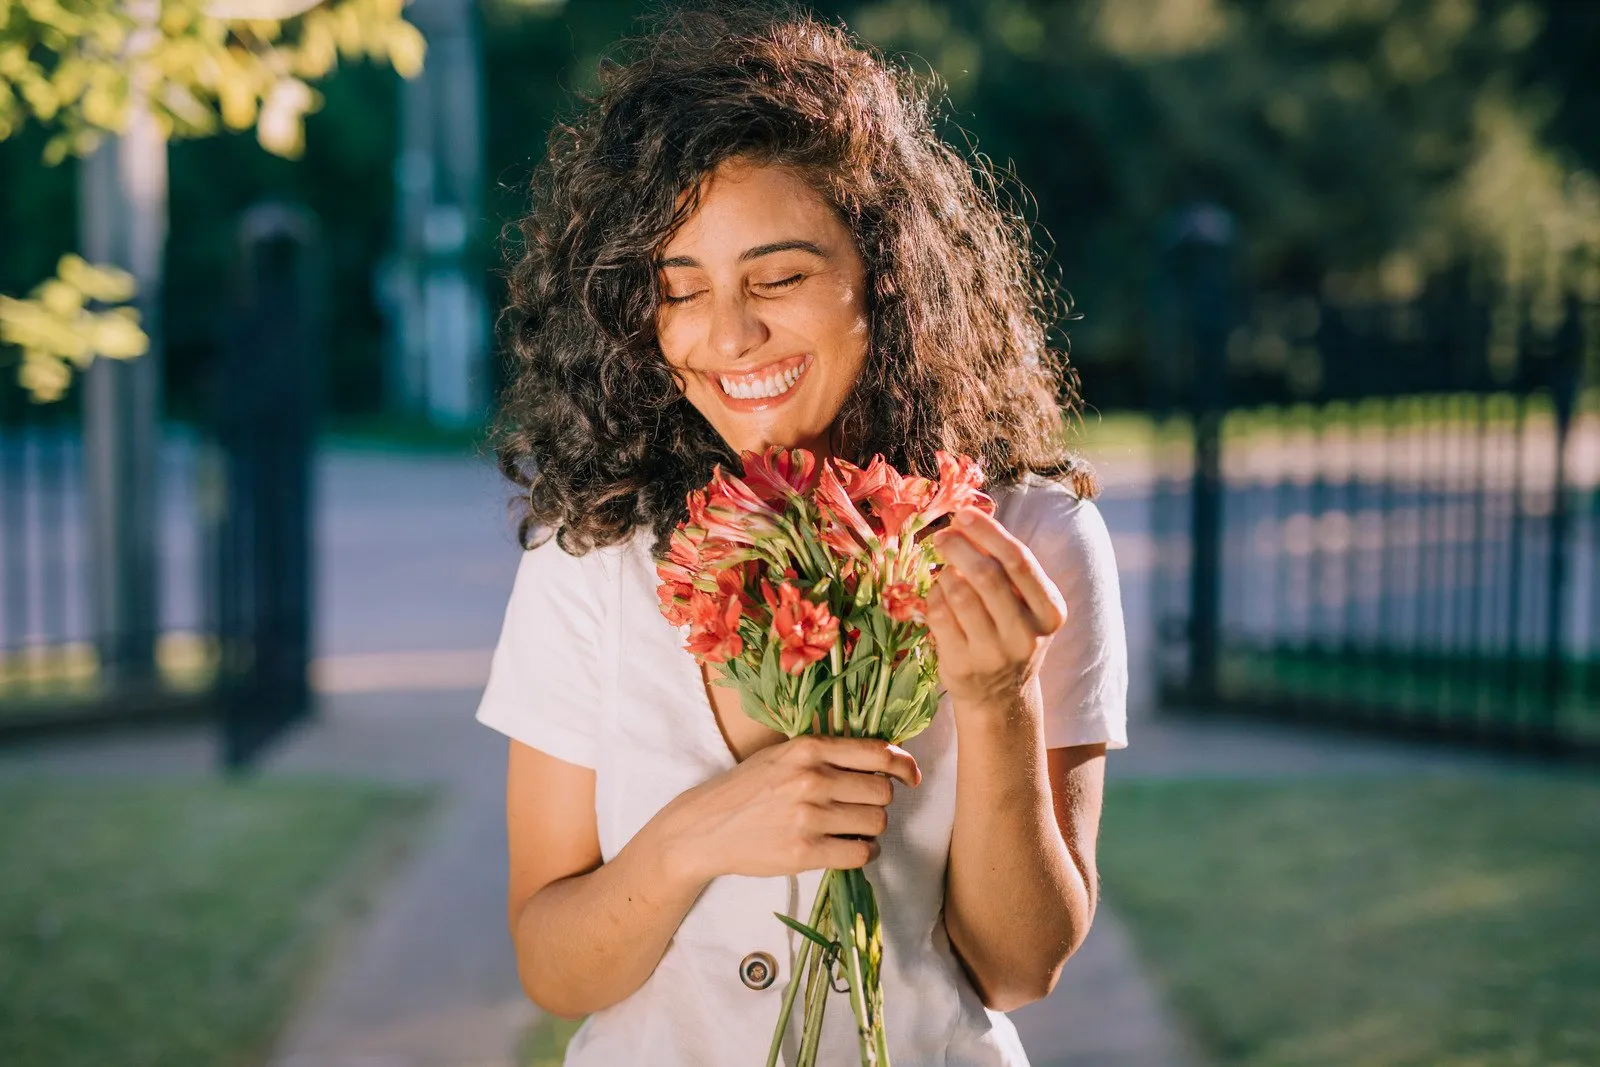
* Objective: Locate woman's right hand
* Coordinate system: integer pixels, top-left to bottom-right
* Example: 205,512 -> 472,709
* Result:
660,735 -> 922,884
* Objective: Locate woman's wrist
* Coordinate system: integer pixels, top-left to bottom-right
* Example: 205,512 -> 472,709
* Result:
949,678 -> 1044,741
641,791 -> 721,892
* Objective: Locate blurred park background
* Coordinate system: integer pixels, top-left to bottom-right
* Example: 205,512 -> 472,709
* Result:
1,1 -> 1598,1065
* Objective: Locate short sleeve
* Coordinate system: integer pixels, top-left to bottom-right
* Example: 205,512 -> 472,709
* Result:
1006,483 -> 1130,751
474,536 -> 606,768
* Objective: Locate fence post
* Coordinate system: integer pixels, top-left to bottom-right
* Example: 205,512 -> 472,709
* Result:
215,204 -> 322,770
1541,294 -> 1583,744
1162,205 -> 1236,707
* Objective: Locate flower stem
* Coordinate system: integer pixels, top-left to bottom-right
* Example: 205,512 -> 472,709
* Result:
766,870 -> 834,1067
863,654 -> 893,737
835,868 -> 881,1065
795,667 -> 815,737
798,896 -> 835,1067
828,640 -> 846,735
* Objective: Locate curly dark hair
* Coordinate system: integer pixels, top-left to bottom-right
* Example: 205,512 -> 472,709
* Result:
495,1 -> 1099,555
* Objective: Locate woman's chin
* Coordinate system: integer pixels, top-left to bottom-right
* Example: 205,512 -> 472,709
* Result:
723,426 -> 830,460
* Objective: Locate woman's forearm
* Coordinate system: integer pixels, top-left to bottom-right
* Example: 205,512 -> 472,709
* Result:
943,688 -> 1093,1012
512,805 -> 707,1018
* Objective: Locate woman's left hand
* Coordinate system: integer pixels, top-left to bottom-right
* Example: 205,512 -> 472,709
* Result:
926,507 -> 1068,711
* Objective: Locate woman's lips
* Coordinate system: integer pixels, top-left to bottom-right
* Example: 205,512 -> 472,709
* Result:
711,353 -> 814,412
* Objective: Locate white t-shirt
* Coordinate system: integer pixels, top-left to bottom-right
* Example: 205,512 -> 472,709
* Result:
476,471 -> 1129,1066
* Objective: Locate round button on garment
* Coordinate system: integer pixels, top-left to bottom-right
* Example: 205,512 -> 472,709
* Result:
739,950 -> 777,990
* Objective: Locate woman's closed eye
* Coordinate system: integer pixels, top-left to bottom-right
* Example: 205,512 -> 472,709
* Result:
659,274 -> 806,306
757,273 -> 805,294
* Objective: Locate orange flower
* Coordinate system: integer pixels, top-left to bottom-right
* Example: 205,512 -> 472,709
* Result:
866,450 -> 995,544
696,467 -> 784,546
655,529 -> 700,625
881,582 -> 926,624
869,474 -> 936,543
741,446 -> 820,504
685,588 -> 744,665
769,583 -> 839,675
715,562 -> 758,613
815,460 -> 877,553
923,451 -> 995,525
656,580 -> 693,627
834,455 -> 896,502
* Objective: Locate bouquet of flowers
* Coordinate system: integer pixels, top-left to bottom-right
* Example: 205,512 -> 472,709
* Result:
654,445 -> 995,1067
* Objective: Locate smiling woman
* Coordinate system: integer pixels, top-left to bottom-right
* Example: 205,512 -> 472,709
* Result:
478,5 -> 1129,1066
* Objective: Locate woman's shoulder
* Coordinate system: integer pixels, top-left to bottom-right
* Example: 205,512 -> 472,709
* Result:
992,470 -> 1100,533
505,526 -> 647,629
516,525 -> 644,579
990,471 -> 1116,576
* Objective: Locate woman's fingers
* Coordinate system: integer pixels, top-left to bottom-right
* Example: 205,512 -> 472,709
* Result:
813,834 -> 879,870
818,764 -> 896,806
925,581 -> 968,650
933,566 -> 1003,648
932,532 -> 1036,650
813,800 -> 891,839
943,510 -> 1066,633
798,735 -> 921,787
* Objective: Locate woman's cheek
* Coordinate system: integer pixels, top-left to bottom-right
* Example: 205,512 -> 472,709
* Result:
655,314 -> 690,364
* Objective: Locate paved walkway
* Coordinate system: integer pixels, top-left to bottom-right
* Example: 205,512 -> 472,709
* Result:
262,688 -> 534,1067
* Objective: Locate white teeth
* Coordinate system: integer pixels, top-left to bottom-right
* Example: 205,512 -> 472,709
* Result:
719,356 -> 810,401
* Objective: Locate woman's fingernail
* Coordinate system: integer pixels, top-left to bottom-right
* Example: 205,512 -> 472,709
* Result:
953,509 -> 974,526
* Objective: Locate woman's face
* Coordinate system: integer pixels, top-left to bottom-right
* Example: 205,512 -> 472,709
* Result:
655,158 -> 870,463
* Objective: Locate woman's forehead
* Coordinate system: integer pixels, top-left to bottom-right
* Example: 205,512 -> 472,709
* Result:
660,161 -> 842,260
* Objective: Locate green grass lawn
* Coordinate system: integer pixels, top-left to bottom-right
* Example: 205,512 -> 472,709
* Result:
321,412 -> 490,455
519,1013 -> 586,1067
1100,774 -> 1600,1067
0,775 -> 432,1067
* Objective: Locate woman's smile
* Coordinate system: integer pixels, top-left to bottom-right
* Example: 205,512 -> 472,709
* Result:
711,352 -> 813,408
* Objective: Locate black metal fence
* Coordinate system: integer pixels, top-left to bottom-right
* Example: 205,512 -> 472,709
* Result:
212,205 -> 322,767
0,203 -> 320,768
1152,213 -> 1599,753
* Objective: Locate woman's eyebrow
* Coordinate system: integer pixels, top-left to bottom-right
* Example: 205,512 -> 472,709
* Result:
739,239 -> 827,262
654,239 -> 828,269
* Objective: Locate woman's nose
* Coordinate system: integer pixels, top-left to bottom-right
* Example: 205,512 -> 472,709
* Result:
706,289 -> 769,361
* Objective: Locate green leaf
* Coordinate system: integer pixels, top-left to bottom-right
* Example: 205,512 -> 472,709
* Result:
775,912 -> 839,954
803,673 -> 840,722
885,655 -> 921,707
740,688 -> 783,732
759,635 -> 782,699
850,623 -> 877,663
840,653 -> 878,686
868,610 -> 890,649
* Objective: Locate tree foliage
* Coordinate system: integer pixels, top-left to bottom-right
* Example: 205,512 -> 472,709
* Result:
0,0 -> 425,400
5,0 -> 1595,411
0,254 -> 146,401
843,0 -> 1600,399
